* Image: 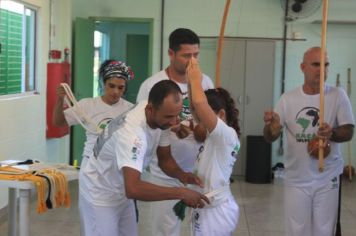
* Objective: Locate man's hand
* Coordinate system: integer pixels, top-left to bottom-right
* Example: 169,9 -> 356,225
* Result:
171,123 -> 191,139
317,122 -> 333,140
171,119 -> 195,139
179,187 -> 209,208
178,172 -> 204,188
264,110 -> 280,126
263,110 -> 282,142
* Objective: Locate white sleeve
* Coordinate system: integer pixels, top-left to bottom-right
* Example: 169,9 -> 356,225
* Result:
209,119 -> 236,143
117,128 -> 148,173
136,80 -> 150,102
274,95 -> 286,126
159,129 -> 170,147
336,88 -> 355,126
202,74 -> 214,90
63,98 -> 90,126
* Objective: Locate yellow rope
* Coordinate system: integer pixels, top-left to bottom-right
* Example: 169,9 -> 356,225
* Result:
0,166 -> 48,213
0,166 -> 71,213
36,169 -> 71,208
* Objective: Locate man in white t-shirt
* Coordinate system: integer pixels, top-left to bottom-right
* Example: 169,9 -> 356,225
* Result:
263,47 -> 354,236
79,80 -> 209,236
136,28 -> 214,236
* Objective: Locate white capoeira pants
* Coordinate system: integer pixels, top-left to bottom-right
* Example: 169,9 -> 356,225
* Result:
284,176 -> 339,236
192,194 -> 239,236
79,193 -> 137,236
145,174 -> 183,236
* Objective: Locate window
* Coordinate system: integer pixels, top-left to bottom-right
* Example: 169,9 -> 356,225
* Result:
0,0 -> 36,95
93,30 -> 109,97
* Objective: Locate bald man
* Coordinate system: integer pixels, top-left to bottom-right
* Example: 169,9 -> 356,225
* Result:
263,47 -> 354,236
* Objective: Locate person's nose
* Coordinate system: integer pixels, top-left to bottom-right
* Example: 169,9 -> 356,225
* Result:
113,87 -> 123,95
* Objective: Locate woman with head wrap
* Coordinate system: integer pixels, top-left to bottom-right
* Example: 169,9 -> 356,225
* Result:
53,59 -> 134,164
54,60 -> 137,236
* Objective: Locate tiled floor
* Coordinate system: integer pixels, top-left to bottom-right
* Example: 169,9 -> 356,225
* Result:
0,176 -> 355,235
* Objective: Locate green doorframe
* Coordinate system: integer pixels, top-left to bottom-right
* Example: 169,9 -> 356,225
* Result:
72,17 -> 153,165
71,18 -> 94,166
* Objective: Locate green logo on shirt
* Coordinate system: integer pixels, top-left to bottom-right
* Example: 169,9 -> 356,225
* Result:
231,144 -> 240,158
180,97 -> 192,121
131,138 -> 142,161
131,147 -> 138,160
331,177 -> 338,189
295,107 -> 319,142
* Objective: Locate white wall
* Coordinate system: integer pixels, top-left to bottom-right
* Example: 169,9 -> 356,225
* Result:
0,0 -> 71,209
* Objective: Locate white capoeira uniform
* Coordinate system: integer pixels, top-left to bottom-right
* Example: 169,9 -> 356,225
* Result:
136,70 -> 214,236
79,101 -> 170,236
64,97 -> 133,236
191,119 -> 240,236
63,96 -> 133,162
275,85 -> 354,236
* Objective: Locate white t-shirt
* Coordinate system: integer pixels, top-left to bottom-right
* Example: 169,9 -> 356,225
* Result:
275,85 -> 355,187
64,96 -> 133,158
136,70 -> 214,181
79,101 -> 170,206
195,119 -> 240,196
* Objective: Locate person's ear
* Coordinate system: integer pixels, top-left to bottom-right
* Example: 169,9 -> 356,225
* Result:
300,62 -> 305,72
168,48 -> 175,59
218,109 -> 226,122
146,103 -> 154,116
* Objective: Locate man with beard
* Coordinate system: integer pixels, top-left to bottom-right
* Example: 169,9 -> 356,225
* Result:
79,80 -> 209,236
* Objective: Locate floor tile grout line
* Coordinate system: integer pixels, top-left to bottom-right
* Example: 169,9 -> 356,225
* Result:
237,178 -> 252,236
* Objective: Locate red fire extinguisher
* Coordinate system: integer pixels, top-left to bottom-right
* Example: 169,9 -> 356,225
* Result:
46,48 -> 71,138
